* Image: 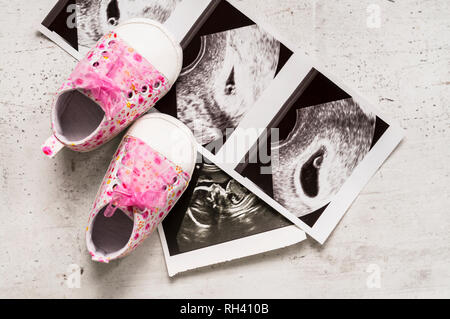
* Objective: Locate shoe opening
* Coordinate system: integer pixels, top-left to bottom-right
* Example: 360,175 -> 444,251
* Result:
91,206 -> 134,258
54,90 -> 105,142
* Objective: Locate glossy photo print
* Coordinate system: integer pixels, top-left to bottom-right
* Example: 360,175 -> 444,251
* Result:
271,97 -> 378,221
158,152 -> 305,276
155,0 -> 293,151
228,66 -> 402,243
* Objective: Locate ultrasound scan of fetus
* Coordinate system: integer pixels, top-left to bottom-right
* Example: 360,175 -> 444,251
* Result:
75,0 -> 181,48
176,25 -> 281,145
271,98 -> 376,218
175,163 -> 290,254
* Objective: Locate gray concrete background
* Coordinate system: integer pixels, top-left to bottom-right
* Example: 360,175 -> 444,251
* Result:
0,0 -> 449,298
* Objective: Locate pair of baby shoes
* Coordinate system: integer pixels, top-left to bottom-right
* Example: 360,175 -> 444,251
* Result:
42,19 -> 197,263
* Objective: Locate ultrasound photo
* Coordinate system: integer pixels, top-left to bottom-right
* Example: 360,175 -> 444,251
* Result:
161,159 -> 291,256
75,0 -> 182,49
271,98 -> 376,218
156,0 -> 293,149
238,70 -> 390,228
176,24 -> 280,145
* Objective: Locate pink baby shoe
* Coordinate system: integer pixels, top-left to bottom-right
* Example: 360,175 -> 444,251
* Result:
85,113 -> 197,263
42,19 -> 182,157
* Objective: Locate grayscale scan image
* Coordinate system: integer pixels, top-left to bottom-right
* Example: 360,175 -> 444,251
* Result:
271,98 -> 376,218
176,25 -> 280,145
75,0 -> 182,48
164,162 -> 290,255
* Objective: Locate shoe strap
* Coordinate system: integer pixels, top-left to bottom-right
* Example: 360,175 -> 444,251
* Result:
41,135 -> 65,158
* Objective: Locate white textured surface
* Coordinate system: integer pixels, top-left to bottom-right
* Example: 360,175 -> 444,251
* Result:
0,0 -> 449,298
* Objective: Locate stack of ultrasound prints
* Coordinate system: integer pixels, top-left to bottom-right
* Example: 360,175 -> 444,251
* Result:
40,0 -> 403,275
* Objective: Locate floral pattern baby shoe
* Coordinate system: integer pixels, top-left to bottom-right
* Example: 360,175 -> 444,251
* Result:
86,135 -> 191,263
42,31 -> 173,157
